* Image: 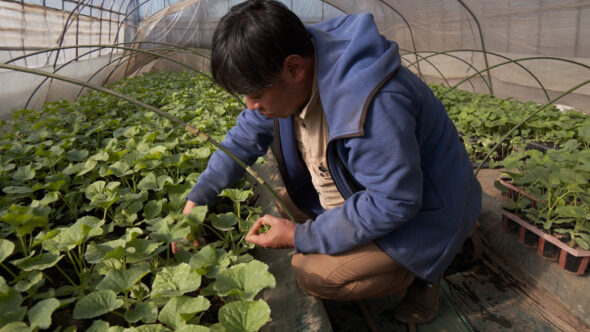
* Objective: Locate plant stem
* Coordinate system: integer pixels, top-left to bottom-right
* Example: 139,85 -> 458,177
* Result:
42,271 -> 54,284
79,243 -> 88,271
110,310 -> 126,318
17,235 -> 29,257
124,291 -> 130,311
0,263 -> 17,279
203,224 -> 224,241
234,201 -> 240,220
54,264 -> 79,289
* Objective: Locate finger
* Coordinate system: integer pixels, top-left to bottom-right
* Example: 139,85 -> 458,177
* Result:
259,214 -> 282,227
245,219 -> 265,243
247,219 -> 264,236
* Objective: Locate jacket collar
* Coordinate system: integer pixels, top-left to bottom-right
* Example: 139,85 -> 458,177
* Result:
307,13 -> 401,141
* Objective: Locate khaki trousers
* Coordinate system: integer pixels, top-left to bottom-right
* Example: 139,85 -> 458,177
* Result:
291,241 -> 415,301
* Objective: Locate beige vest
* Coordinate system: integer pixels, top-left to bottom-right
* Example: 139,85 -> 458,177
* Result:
294,70 -> 345,210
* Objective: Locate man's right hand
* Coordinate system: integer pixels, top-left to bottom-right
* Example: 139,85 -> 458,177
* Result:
182,200 -> 196,214
171,200 -> 198,254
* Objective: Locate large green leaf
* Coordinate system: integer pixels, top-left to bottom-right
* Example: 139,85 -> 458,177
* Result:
147,216 -> 190,244
65,216 -> 106,249
0,239 -> 15,263
28,297 -> 60,329
97,265 -> 151,293
219,189 -> 253,203
213,260 -> 275,300
108,161 -> 132,177
124,301 -> 158,324
157,296 -> 210,329
0,163 -> 15,173
8,143 -> 34,157
189,245 -> 231,278
14,270 -> 44,292
144,199 -> 166,219
126,238 -> 166,264
2,186 -> 32,195
138,172 -> 158,191
210,213 -> 239,232
157,175 -> 174,189
0,276 -> 26,326
11,252 -> 63,272
32,191 -> 61,207
151,263 -> 201,297
135,324 -> 173,332
185,147 -> 212,160
89,150 -> 110,162
41,216 -> 104,252
176,325 -> 210,332
84,239 -> 127,264
12,164 -> 35,181
85,320 -> 115,332
218,300 -> 271,332
65,149 -> 89,162
0,204 -> 50,237
77,159 -> 98,177
0,322 -> 32,332
187,205 -> 208,227
85,180 -> 120,199
72,290 -> 124,319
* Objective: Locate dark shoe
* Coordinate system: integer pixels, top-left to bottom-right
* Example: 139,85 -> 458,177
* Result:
393,276 -> 442,324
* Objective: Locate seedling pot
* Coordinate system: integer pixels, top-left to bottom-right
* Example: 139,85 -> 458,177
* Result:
559,251 -> 590,274
520,227 -> 539,248
538,238 -> 560,260
502,215 -> 521,235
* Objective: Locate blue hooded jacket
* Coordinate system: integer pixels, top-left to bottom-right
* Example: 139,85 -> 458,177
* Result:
187,13 -> 482,283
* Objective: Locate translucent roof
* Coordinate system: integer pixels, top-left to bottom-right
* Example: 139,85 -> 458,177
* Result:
1,0 -> 589,114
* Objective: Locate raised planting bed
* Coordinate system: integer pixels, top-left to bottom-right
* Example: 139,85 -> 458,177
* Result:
0,71 -> 280,331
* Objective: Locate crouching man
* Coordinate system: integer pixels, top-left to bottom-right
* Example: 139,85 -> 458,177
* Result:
184,0 -> 482,324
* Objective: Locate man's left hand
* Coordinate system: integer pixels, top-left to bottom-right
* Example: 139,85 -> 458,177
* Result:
245,214 -> 295,249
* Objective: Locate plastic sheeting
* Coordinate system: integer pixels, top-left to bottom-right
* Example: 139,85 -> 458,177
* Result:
1,0 -> 590,115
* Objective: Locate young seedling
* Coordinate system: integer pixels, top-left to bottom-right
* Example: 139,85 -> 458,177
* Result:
257,225 -> 271,234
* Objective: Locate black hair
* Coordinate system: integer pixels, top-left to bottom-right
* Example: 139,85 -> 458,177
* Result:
210,0 -> 313,95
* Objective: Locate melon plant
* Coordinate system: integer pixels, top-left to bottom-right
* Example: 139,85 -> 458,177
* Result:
0,71 -> 275,331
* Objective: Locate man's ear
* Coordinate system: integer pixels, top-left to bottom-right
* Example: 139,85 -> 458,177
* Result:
283,55 -> 306,82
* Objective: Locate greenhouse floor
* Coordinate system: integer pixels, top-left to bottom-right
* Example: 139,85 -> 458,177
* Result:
252,155 -> 589,332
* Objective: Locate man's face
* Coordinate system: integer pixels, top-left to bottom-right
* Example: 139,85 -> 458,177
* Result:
244,71 -> 307,119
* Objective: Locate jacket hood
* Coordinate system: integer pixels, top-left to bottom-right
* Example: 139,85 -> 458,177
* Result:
307,13 -> 401,140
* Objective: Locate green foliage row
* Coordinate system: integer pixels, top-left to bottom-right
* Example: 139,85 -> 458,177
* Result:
431,84 -> 590,249
430,83 -> 590,164
0,71 -> 274,331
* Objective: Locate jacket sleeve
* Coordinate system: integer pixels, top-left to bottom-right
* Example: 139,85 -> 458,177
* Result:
294,92 -> 424,254
186,109 -> 274,206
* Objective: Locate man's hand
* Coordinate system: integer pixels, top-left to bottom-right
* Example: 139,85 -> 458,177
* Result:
172,200 -> 198,254
245,214 -> 295,249
182,200 -> 196,214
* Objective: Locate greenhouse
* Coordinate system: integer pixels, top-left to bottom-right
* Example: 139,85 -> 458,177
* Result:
0,0 -> 589,331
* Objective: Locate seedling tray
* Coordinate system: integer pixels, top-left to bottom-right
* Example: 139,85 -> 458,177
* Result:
501,209 -> 590,275
498,178 -> 539,208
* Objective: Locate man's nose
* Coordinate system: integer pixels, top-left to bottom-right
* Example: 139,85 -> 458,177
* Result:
245,96 -> 259,110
